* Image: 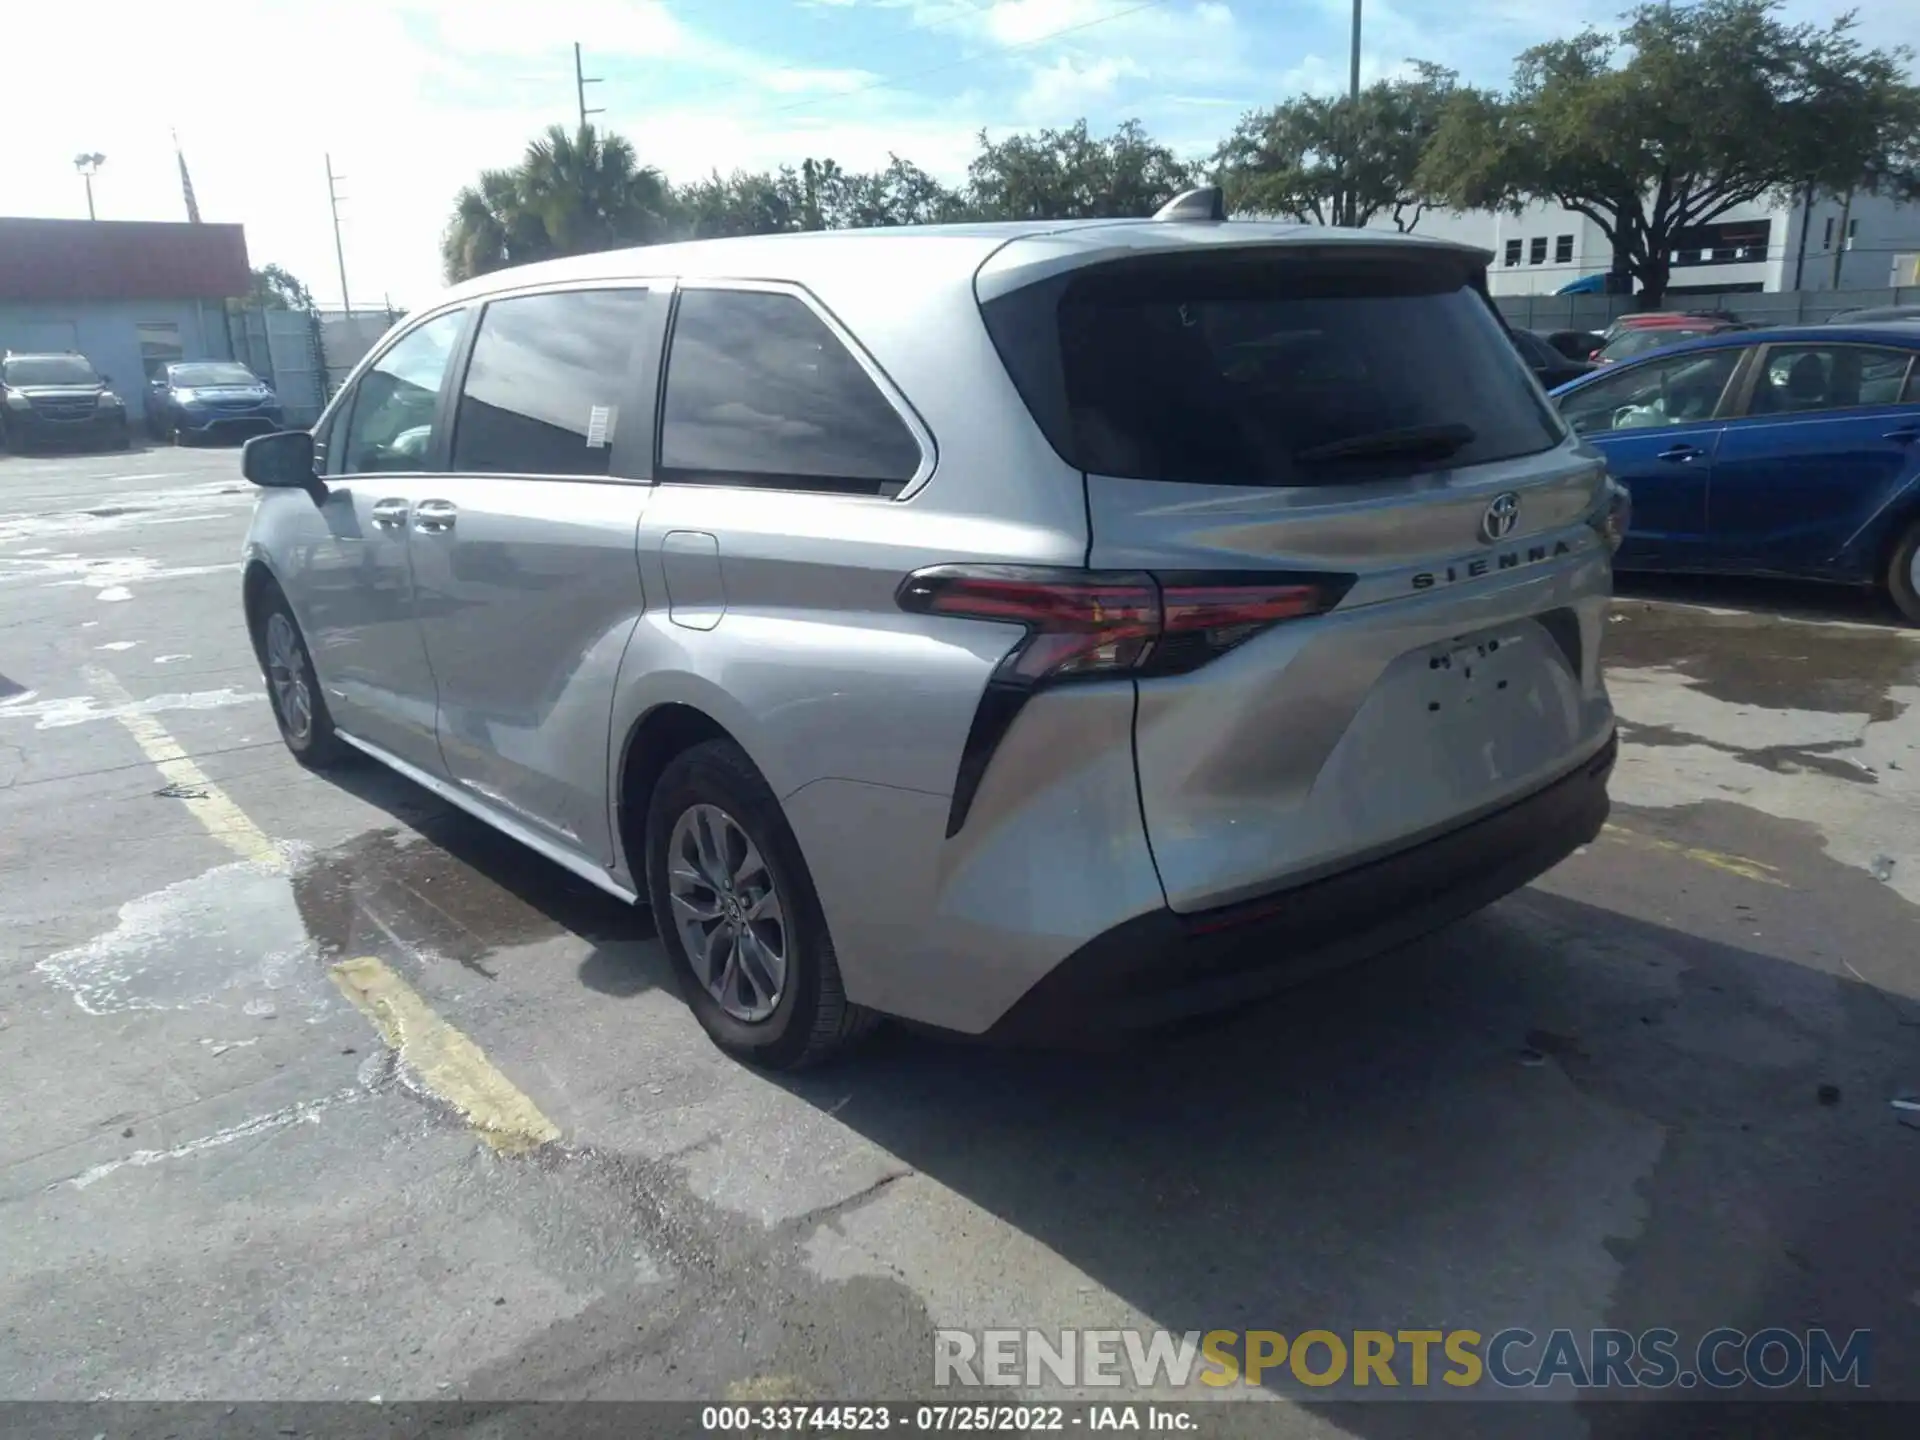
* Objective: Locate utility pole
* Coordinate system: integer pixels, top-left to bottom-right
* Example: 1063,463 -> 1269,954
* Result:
1830,189 -> 1854,291
1348,0 -> 1362,104
574,43 -> 603,132
325,153 -> 351,318
73,152 -> 106,220
1792,181 -> 1814,290
1343,0 -> 1362,226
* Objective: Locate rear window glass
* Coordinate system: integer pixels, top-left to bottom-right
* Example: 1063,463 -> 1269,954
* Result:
1598,327 -> 1719,363
984,252 -> 1562,486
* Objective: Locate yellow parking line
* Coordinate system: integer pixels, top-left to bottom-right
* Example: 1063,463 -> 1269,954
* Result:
1601,823 -> 1789,887
89,665 -> 559,1154
331,956 -> 561,1155
86,665 -> 280,866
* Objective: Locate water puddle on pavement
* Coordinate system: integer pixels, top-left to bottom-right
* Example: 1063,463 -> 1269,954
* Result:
1605,602 -> 1919,722
37,825 -> 655,1016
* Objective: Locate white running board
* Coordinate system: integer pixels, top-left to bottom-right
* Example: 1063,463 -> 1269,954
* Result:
333,730 -> 641,905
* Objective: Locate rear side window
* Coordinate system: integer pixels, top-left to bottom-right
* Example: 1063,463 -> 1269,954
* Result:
659,288 -> 922,494
984,251 -> 1563,486
451,288 -> 650,476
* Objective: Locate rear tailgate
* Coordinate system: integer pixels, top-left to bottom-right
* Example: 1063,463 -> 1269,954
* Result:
980,236 -> 1618,914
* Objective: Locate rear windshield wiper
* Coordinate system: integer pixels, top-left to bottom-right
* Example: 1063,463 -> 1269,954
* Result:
1293,422 -> 1476,465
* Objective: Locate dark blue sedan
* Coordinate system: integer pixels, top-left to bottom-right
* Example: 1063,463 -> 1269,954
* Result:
146,361 -> 285,444
1550,324 -> 1920,623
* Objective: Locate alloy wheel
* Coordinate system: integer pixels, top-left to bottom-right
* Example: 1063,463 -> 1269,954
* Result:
264,611 -> 314,744
666,803 -> 788,1023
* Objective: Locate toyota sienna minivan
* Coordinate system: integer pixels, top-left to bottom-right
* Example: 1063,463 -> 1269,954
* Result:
240,189 -> 1625,1068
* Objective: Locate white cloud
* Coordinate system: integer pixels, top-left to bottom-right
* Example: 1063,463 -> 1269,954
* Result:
1020,54 -> 1147,113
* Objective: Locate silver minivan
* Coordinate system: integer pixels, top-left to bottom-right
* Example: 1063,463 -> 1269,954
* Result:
240,192 -> 1625,1068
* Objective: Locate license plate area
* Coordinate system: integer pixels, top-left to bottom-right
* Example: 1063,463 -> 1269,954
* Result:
1415,627 -> 1535,721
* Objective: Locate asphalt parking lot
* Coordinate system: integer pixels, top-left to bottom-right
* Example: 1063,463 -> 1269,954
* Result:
3,443 -> 1918,1432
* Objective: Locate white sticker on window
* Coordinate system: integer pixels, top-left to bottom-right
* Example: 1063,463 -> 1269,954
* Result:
586,404 -> 615,448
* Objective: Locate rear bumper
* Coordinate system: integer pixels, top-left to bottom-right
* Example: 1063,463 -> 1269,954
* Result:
984,729 -> 1616,1042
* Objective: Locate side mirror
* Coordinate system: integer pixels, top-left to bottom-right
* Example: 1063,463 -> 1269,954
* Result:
243,430 -> 326,503
100,373 -> 112,384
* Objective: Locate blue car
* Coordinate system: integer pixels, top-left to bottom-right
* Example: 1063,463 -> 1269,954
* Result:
146,360 -> 285,444
1550,324 -> 1920,623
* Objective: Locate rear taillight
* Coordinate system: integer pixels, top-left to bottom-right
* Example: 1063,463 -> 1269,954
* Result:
897,565 -> 1352,686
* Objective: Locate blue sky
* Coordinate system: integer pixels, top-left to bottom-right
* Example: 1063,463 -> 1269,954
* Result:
1,1 -> 1899,307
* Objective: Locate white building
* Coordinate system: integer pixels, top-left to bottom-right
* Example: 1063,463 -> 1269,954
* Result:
1392,192 -> 1920,297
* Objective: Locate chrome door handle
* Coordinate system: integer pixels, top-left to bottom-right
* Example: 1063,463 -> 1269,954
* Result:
370,497 -> 410,528
1657,444 -> 1703,462
1884,426 -> 1919,444
414,500 -> 457,532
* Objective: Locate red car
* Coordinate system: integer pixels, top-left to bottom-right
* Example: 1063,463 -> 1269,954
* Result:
1592,315 -> 1738,364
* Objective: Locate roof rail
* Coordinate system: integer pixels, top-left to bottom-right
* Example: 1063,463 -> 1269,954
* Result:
1152,186 -> 1227,223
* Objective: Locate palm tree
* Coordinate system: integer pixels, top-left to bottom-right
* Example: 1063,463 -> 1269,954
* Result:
440,125 -> 671,283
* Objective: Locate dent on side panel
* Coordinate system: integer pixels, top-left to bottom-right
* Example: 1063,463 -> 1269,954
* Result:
788,682 -> 1164,1033
1134,553 -> 1617,915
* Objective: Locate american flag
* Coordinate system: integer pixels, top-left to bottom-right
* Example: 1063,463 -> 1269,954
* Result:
173,129 -> 201,223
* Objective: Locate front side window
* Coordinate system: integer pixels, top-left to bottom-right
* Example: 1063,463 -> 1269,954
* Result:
339,309 -> 465,474
659,288 -> 922,493
451,288 -> 650,477
1745,344 -> 1915,416
1558,349 -> 1743,436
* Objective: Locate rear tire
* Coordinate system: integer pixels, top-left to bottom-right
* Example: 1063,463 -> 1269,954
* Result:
644,739 -> 878,1069
254,586 -> 346,769
1888,519 -> 1920,627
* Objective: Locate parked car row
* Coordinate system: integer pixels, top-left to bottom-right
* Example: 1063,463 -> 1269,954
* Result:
0,348 -> 280,453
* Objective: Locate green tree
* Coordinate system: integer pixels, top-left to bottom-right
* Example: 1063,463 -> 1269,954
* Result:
811,155 -> 969,228
1215,65 -> 1456,229
964,119 -> 1194,220
440,125 -> 671,283
670,169 -> 803,239
249,264 -> 314,310
1419,0 -> 1920,306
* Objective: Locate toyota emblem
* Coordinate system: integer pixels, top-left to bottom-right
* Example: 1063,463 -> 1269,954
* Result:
1479,491 -> 1521,543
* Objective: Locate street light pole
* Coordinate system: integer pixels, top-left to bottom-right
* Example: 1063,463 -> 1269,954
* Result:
73,152 -> 106,220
